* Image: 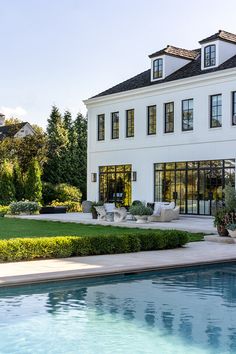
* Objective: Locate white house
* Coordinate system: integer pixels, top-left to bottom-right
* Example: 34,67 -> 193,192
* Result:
84,30 -> 236,216
0,114 -> 35,140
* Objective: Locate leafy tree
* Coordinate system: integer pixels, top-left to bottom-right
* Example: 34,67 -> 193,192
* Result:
25,159 -> 42,202
0,161 -> 15,205
5,117 -> 22,125
0,127 -> 48,172
12,161 -> 24,201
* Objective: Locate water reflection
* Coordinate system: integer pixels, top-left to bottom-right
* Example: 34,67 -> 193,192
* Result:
1,264 -> 236,353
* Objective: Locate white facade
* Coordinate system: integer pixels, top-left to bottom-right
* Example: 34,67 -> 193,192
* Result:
14,122 -> 35,138
84,31 -> 236,214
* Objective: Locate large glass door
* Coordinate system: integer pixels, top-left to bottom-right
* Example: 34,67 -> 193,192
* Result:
99,165 -> 132,206
154,160 -> 235,215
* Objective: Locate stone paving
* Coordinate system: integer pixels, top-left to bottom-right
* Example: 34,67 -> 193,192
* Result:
16,212 -> 217,234
1,241 -> 236,287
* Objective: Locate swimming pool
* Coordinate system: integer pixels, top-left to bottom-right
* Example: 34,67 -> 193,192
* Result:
0,263 -> 236,354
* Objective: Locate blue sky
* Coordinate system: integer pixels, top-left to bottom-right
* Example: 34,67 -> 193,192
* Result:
1,0 -> 236,128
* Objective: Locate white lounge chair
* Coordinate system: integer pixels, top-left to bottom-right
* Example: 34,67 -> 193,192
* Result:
114,207 -> 127,222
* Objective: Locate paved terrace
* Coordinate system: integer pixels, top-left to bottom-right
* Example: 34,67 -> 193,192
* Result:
1,242 -> 236,287
16,212 -> 217,234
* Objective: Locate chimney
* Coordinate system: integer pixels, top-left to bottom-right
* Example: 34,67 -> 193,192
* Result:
0,114 -> 5,126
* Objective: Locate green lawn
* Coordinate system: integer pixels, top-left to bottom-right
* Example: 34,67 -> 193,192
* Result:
0,218 -> 204,241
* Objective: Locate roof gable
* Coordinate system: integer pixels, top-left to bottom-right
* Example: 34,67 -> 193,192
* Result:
149,45 -> 199,60
0,122 -> 31,140
199,30 -> 236,45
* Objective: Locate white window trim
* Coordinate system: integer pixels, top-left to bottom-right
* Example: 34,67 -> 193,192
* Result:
151,55 -> 165,82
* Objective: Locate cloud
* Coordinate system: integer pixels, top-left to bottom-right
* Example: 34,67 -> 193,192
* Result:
0,106 -> 27,118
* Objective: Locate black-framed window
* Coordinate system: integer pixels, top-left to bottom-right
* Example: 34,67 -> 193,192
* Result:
164,102 -> 174,133
111,112 -> 119,139
204,45 -> 216,67
232,91 -> 236,125
126,109 -> 134,137
147,105 -> 156,135
210,94 -> 222,128
97,114 -> 105,141
153,58 -> 163,79
182,99 -> 193,131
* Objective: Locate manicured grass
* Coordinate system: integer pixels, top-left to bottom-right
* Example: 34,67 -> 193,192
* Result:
0,218 -> 204,241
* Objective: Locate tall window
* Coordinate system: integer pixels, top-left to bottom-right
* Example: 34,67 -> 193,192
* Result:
164,102 -> 174,133
111,112 -> 119,139
210,94 -> 222,128
126,109 -> 134,137
153,58 -> 163,79
147,105 -> 156,135
232,92 -> 236,126
97,114 -> 105,141
204,45 -> 216,67
182,99 -> 193,131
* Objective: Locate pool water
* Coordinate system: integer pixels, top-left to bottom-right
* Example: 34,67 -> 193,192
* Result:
1,264 -> 236,354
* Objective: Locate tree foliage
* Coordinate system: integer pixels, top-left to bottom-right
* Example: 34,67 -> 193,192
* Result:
43,106 -> 87,199
12,161 -> 24,201
24,159 -> 42,202
0,161 -> 15,205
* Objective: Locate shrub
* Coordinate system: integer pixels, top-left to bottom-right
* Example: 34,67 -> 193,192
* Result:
0,231 -> 189,262
55,183 -> 82,203
9,201 -> 41,215
42,182 -> 57,205
50,200 -> 82,212
0,205 -> 10,217
129,203 -> 153,216
42,183 -> 82,205
132,200 -> 142,206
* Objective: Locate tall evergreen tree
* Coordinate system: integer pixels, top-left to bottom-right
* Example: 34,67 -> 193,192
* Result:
12,161 -> 24,201
0,161 -> 15,205
73,113 -> 87,199
25,159 -> 42,202
43,106 -> 69,184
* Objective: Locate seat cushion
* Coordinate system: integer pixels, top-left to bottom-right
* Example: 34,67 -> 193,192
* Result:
153,202 -> 162,216
104,203 -> 116,212
162,202 -> 175,209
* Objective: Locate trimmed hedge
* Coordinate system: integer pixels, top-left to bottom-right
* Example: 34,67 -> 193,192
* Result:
0,230 -> 189,262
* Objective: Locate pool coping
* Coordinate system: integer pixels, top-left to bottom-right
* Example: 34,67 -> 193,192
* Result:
1,241 -> 236,288
1,258 -> 236,289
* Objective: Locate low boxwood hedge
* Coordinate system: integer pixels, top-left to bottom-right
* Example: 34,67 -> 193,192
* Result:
0,230 -> 189,262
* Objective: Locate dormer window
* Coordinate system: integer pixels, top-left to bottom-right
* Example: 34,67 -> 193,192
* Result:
153,58 -> 163,79
204,45 -> 216,67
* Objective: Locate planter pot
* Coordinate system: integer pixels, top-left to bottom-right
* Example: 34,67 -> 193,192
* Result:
228,229 -> 236,238
134,215 -> 148,224
82,201 -> 92,213
91,209 -> 98,219
217,225 -> 229,237
40,206 -> 67,214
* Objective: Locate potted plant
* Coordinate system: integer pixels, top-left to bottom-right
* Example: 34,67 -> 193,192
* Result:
224,211 -> 236,238
213,208 -> 229,237
129,203 -> 153,223
91,201 -> 104,219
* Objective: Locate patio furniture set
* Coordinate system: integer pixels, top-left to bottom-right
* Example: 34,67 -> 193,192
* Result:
94,202 -> 180,223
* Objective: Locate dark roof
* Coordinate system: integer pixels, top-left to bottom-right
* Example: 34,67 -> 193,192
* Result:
0,122 -> 28,140
149,45 -> 199,60
199,30 -> 236,44
92,51 -> 236,99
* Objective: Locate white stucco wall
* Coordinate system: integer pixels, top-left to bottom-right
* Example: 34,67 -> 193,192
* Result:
85,68 -> 236,203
